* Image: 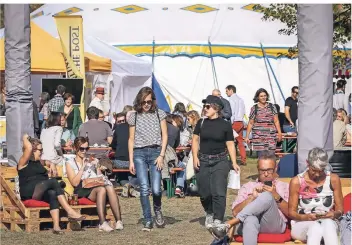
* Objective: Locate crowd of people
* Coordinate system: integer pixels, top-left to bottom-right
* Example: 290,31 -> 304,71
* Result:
1,79 -> 350,245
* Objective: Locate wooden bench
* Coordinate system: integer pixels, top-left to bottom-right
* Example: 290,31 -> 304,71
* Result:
0,165 -> 115,232
230,177 -> 351,245
165,168 -> 197,199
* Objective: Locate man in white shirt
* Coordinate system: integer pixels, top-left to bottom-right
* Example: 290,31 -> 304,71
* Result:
333,79 -> 346,110
226,85 -> 246,165
89,87 -> 108,116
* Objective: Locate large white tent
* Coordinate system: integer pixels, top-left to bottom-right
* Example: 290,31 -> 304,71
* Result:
30,4 -> 299,113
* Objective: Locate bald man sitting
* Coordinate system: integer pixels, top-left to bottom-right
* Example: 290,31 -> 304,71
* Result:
212,89 -> 232,121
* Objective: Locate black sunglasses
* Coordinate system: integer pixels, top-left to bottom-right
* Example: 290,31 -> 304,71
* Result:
203,104 -> 212,110
117,120 -> 125,124
293,91 -> 299,94
79,147 -> 90,152
142,100 -> 153,106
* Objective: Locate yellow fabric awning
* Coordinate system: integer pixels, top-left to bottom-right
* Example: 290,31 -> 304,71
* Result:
85,53 -> 112,72
0,22 -> 111,73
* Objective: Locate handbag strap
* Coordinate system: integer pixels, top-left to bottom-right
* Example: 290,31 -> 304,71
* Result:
73,158 -> 81,171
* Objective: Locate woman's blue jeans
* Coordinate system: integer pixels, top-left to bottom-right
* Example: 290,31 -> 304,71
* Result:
176,161 -> 186,188
134,146 -> 162,223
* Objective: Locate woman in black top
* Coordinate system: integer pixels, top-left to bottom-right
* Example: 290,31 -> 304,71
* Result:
192,95 -> 240,233
18,134 -> 85,234
166,114 -> 180,149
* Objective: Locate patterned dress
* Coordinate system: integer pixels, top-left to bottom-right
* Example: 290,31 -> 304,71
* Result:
249,103 -> 278,151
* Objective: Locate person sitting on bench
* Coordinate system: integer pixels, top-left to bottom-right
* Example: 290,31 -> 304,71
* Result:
211,150 -> 289,243
18,134 -> 85,235
288,147 -> 344,245
65,137 -> 123,232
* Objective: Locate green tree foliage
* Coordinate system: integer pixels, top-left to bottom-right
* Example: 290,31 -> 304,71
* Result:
253,4 -> 351,69
0,4 -> 43,28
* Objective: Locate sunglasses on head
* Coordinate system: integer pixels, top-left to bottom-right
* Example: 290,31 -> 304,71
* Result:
79,147 -> 90,152
142,100 -> 153,106
117,120 -> 125,123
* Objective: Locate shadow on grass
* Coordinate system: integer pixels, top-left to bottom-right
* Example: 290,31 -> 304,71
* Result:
137,216 -> 182,225
189,215 -> 233,227
189,216 -> 205,226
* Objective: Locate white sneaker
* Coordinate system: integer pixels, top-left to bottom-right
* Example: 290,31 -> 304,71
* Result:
205,213 -> 214,229
115,220 -> 124,230
99,222 -> 114,232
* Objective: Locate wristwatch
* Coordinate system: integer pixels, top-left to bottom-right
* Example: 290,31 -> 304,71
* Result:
275,196 -> 283,204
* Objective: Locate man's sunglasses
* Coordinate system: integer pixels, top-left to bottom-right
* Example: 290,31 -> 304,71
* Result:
293,91 -> 299,94
117,120 -> 125,124
142,100 -> 153,106
79,147 -> 90,152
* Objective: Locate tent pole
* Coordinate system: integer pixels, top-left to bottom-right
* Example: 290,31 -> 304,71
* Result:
260,44 -> 285,102
208,39 -> 219,90
152,37 -> 155,73
260,43 -> 277,104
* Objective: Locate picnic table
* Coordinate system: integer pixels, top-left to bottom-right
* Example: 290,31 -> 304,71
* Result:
282,133 -> 297,153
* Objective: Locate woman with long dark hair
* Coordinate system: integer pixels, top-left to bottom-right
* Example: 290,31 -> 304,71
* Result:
245,88 -> 282,157
66,137 -> 123,232
18,134 -> 85,234
192,95 -> 240,233
128,87 -> 168,231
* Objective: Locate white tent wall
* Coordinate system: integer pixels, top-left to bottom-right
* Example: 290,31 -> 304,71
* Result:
110,74 -> 152,115
83,36 -> 153,118
143,56 -> 298,115
86,72 -> 112,116
84,36 -> 152,76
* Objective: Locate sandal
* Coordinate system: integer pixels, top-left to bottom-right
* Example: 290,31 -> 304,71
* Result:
68,215 -> 86,221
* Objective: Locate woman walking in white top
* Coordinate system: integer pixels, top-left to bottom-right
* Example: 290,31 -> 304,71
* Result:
128,87 -> 168,232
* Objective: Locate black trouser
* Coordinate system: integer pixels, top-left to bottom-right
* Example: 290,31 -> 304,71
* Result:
196,152 -> 231,221
32,178 -> 65,210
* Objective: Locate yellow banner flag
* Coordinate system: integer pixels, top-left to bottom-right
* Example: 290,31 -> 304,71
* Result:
166,95 -> 172,111
54,16 -> 86,119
